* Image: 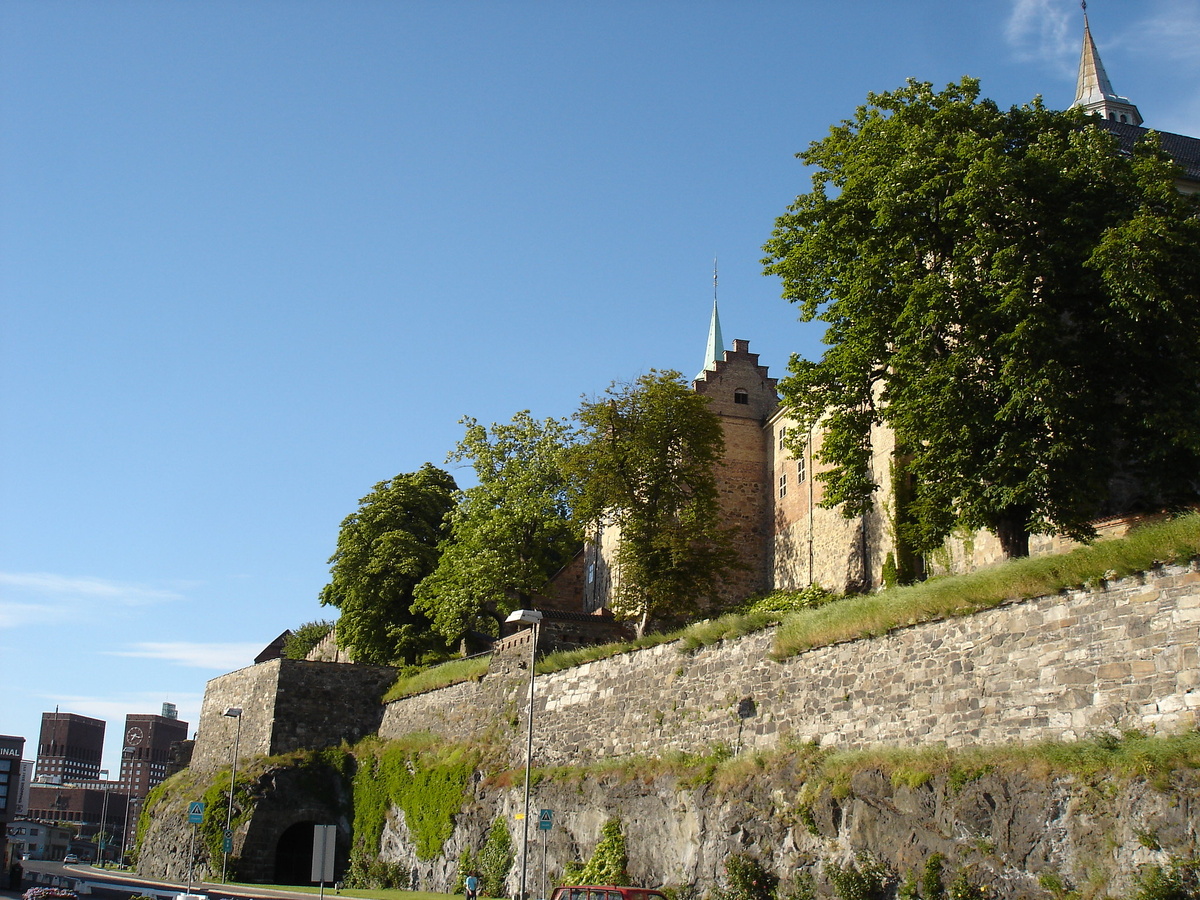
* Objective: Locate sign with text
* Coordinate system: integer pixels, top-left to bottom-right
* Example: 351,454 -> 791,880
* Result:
538,809 -> 553,831
187,801 -> 205,824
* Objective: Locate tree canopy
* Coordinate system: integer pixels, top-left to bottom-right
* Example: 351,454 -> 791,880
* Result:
762,77 -> 1200,557
566,369 -> 739,633
413,411 -> 580,644
281,619 -> 334,660
319,463 -> 457,664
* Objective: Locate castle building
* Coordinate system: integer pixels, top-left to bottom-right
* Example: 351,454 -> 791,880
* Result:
578,11 -> 1200,612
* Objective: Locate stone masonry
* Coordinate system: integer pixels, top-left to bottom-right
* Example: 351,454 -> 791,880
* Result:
379,563 -> 1200,763
190,658 -> 396,772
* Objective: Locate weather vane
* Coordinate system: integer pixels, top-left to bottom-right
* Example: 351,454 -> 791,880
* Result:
713,258 -> 718,303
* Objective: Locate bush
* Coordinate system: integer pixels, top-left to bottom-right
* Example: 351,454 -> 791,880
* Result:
826,853 -> 895,900
563,819 -> 630,887
478,817 -> 514,897
1133,858 -> 1200,900
713,854 -> 778,900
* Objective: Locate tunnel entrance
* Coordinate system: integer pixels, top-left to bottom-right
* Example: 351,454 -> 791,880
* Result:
274,821 -> 318,885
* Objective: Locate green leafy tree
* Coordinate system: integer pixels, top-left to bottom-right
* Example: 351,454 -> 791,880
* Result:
281,620 -> 334,660
319,464 -> 457,664
566,369 -> 741,634
414,412 -> 580,644
762,77 -> 1200,558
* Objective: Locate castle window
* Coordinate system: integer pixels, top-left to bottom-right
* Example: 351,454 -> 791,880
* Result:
778,472 -> 788,497
734,389 -> 749,405
797,454 -> 806,484
778,427 -> 789,451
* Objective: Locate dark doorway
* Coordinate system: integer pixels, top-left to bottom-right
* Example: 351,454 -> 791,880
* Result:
275,821 -> 317,885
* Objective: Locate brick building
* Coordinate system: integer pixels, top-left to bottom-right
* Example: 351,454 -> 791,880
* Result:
34,713 -> 104,784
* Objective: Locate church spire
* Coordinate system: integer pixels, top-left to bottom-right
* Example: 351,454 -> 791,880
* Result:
697,260 -> 725,381
1073,4 -> 1142,126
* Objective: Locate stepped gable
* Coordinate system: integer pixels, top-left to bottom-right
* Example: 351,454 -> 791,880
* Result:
693,338 -> 778,420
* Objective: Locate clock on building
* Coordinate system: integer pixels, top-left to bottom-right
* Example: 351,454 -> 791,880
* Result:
125,726 -> 144,746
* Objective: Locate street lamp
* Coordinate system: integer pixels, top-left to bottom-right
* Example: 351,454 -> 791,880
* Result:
120,747 -> 136,866
221,707 -> 243,884
505,608 -> 542,900
96,769 -> 110,867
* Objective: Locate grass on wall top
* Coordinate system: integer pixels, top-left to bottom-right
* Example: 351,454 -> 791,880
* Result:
385,512 -> 1200,699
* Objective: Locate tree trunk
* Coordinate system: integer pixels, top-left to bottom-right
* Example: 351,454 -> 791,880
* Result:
995,510 -> 1031,558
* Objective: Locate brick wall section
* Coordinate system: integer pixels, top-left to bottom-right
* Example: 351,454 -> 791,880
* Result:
378,564 -> 1200,761
190,659 -> 397,773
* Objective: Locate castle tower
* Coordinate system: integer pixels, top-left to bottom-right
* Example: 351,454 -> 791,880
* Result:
694,335 -> 778,604
1073,7 -> 1142,125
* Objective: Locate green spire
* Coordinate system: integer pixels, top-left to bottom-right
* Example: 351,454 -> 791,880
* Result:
697,260 -> 725,380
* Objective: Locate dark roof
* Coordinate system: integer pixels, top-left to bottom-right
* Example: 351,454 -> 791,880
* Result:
255,630 -> 291,663
1098,119 -> 1200,183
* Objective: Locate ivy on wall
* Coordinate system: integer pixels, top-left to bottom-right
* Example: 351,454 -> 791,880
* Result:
563,818 -> 630,887
348,737 -> 477,885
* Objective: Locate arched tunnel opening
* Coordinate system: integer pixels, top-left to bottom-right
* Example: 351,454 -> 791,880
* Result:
274,821 -> 320,885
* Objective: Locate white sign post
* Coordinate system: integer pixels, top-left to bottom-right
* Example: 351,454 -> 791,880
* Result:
312,825 -> 337,900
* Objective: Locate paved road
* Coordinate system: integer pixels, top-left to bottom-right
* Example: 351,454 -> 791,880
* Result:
15,861 -> 325,900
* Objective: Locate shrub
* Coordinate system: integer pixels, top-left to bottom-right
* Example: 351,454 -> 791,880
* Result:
1132,858 -> 1200,900
713,854 -> 778,900
564,818 -> 630,887
826,853 -> 895,900
478,817 -> 514,897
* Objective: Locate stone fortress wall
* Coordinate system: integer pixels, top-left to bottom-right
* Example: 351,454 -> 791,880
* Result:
190,562 -> 1200,772
377,562 -> 1200,760
191,658 -> 396,772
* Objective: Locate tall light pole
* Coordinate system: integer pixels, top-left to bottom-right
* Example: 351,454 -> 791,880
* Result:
121,795 -> 140,867
505,609 -> 542,900
96,769 -> 110,867
221,707 -> 243,884
120,747 -> 135,867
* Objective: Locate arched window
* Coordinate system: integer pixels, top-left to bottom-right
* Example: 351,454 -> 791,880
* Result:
734,388 -> 749,405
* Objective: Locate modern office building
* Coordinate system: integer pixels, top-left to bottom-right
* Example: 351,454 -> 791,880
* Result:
34,713 -> 105,783
1,734 -> 27,883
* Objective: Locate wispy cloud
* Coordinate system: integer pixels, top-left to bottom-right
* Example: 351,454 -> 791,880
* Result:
1134,1 -> 1200,65
1005,0 -> 1074,70
0,600 -> 71,628
0,571 -> 185,604
108,641 -> 264,671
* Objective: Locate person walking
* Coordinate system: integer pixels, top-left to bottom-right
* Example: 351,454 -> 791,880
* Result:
465,871 -> 480,900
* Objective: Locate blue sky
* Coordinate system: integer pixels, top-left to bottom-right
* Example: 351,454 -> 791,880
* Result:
3,0 -> 1198,773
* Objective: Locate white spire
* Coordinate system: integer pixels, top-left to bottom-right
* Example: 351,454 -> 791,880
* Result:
1073,7 -> 1142,126
697,260 -> 725,381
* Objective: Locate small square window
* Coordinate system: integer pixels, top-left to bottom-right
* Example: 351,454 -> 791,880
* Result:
734,389 -> 749,405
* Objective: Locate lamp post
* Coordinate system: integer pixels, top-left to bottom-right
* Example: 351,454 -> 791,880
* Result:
121,795 -> 141,868
120,747 -> 135,867
221,707 -> 243,884
96,769 -> 110,867
505,609 -> 542,900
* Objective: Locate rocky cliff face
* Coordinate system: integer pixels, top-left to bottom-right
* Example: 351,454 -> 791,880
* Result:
137,744 -> 1200,899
